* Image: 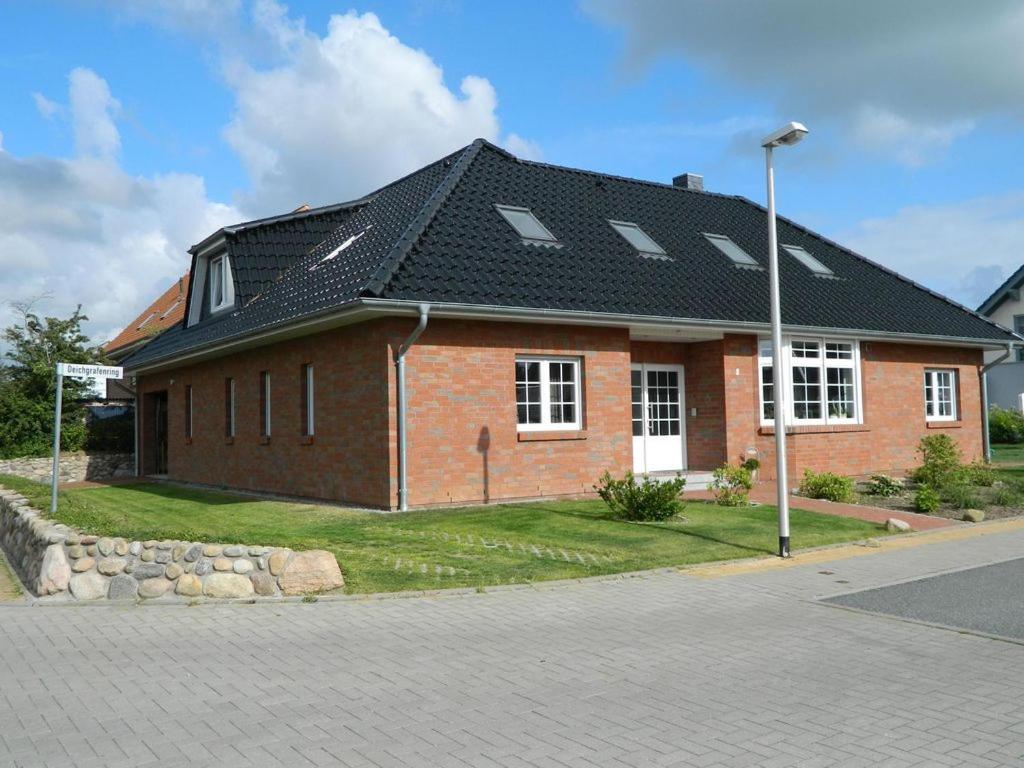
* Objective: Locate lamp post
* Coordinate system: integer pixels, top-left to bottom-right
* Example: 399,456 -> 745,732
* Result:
762,121 -> 808,558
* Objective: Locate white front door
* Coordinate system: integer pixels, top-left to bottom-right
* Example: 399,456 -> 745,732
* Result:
631,364 -> 686,474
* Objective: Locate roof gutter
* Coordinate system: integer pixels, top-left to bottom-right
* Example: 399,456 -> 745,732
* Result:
981,343 -> 1016,461
359,298 -> 1020,350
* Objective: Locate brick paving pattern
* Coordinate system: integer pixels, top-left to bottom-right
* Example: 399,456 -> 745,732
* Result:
2,527 -> 1024,767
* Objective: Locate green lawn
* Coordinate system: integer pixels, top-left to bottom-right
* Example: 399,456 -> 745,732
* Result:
0,474 -> 887,594
991,443 -> 1024,466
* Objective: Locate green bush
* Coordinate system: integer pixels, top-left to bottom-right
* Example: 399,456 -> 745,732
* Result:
988,406 -> 1024,444
942,481 -> 979,510
912,434 -> 962,489
914,484 -> 941,513
867,474 -> 903,497
962,461 -> 996,487
798,470 -> 855,503
993,484 -> 1020,507
741,457 -> 761,473
594,471 -> 686,521
711,464 -> 753,506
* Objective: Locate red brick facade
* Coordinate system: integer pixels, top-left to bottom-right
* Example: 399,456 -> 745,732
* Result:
137,318 -> 985,509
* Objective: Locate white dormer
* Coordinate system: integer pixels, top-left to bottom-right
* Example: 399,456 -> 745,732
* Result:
186,238 -> 235,327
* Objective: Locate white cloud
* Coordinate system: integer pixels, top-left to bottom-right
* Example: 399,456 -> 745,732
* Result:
583,0 -> 1024,165
0,69 -> 241,348
221,5 -> 508,212
838,193 -> 1024,308
68,67 -> 121,158
32,92 -> 61,120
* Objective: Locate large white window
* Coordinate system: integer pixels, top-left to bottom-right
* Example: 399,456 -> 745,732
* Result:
758,337 -> 862,426
208,254 -> 233,313
924,369 -> 957,421
515,357 -> 581,431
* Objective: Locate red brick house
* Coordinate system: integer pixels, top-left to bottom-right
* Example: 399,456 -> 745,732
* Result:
124,140 -> 1019,509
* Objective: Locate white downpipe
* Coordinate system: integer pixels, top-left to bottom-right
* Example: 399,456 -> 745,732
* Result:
395,304 -> 431,512
981,345 -> 1014,462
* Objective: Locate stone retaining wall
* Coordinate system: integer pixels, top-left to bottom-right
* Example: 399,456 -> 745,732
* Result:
0,452 -> 133,485
0,486 -> 344,602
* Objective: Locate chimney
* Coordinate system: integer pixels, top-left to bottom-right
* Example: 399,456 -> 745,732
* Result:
673,172 -> 703,192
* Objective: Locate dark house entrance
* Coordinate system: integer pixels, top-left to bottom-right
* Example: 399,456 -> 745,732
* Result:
142,391 -> 169,475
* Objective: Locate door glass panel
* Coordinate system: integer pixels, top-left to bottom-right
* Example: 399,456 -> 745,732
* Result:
631,370 -> 643,436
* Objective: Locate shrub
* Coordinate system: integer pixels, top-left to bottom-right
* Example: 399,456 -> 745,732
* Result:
963,461 -> 996,487
799,470 -> 855,503
741,457 -> 761,473
594,471 -> 686,522
993,484 -> 1020,507
711,464 -> 753,506
942,481 -> 979,510
912,434 -> 962,489
988,406 -> 1024,444
914,484 -> 941,513
867,474 -> 903,497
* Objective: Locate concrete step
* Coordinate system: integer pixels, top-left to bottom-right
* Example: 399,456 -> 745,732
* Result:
646,471 -> 715,492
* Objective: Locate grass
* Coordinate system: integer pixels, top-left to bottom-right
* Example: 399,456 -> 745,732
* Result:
991,443 -> 1024,466
0,474 -> 887,594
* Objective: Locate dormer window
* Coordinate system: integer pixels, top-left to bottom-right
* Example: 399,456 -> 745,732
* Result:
209,254 -> 233,313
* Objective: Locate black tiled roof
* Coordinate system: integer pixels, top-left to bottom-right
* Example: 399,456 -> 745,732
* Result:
125,140 -> 1016,370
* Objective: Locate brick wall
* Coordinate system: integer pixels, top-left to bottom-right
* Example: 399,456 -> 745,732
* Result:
137,318 -> 986,509
721,334 -> 985,481
393,320 -> 633,507
137,320 -> 393,507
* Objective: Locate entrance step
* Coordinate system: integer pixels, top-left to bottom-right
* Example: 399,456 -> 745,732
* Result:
646,471 -> 715,492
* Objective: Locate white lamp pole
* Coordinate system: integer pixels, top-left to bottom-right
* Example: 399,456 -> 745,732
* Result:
761,121 -> 808,558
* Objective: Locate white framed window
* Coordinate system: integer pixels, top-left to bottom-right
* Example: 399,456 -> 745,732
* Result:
515,357 -> 582,431
495,204 -> 559,245
782,244 -> 834,277
608,220 -> 667,259
758,337 -> 862,426
704,233 -> 759,267
924,369 -> 957,421
208,254 -> 233,313
301,363 -> 315,436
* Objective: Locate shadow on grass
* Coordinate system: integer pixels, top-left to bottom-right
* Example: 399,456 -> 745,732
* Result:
517,501 -> 774,556
78,481 -> 257,507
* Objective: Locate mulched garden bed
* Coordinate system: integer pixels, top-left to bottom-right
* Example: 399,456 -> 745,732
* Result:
850,480 -> 1024,522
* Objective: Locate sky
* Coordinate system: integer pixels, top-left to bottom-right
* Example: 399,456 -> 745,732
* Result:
2,0 -> 1024,349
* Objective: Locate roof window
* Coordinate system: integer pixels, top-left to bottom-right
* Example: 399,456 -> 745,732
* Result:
137,313 -> 156,330
609,220 -> 668,259
160,300 -> 181,319
782,244 -> 834,276
704,233 -> 759,267
495,205 -> 559,245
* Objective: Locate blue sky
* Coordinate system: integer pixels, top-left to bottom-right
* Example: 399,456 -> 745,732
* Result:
2,0 -> 1024,344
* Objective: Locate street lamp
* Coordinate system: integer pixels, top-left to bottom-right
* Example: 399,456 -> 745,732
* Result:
762,121 -> 808,558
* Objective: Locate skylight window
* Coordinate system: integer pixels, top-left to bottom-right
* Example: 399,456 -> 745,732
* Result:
160,300 -> 181,319
137,313 -> 156,330
782,244 -> 834,276
609,220 -> 667,258
704,233 -> 759,267
495,204 -> 558,244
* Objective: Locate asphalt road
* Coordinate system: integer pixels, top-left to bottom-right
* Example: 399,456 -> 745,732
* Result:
825,556 -> 1024,640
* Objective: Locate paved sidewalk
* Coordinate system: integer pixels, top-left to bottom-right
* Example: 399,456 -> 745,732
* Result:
2,527 -> 1024,767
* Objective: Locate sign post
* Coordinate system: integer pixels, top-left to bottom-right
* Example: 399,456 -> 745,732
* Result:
51,363 -> 123,513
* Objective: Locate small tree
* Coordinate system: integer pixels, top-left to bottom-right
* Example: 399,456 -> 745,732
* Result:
0,302 -> 106,458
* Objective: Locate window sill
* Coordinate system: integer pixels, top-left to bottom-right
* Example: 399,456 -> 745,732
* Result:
224,436 -> 235,446
926,420 -> 962,429
259,435 -> 271,445
759,424 -> 869,436
518,430 -> 587,442
299,435 -> 315,445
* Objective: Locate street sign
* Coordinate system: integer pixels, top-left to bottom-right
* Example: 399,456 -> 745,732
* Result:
56,362 -> 123,379
50,361 -> 124,512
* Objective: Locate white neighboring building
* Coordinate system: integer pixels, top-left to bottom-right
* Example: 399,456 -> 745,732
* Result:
978,270 -> 1024,410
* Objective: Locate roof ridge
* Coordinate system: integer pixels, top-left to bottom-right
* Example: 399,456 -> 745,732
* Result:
222,198 -> 371,236
734,195 -> 1021,342
362,139 -> 486,297
976,263 -> 1024,315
